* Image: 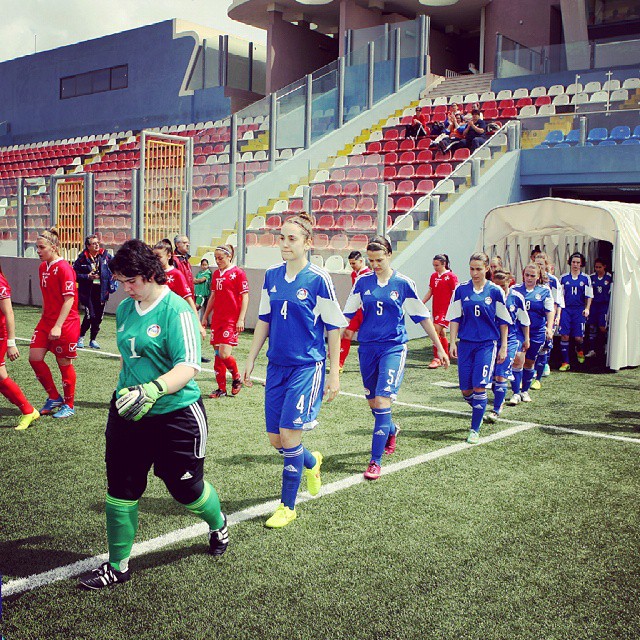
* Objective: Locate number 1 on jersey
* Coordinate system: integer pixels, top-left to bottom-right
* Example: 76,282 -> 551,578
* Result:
128,337 -> 141,359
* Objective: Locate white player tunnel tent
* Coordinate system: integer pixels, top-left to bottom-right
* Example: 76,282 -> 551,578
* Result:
480,198 -> 640,371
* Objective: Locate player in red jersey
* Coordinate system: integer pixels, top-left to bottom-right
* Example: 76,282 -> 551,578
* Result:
29,229 -> 80,418
339,250 -> 371,372
201,245 -> 249,398
0,262 -> 40,429
153,239 -> 206,342
422,253 -> 458,369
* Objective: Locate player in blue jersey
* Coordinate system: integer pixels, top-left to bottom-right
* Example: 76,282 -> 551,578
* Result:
531,252 -> 564,386
446,252 -> 511,444
559,252 -> 593,371
585,258 -> 612,360
484,269 -> 530,423
508,263 -> 554,405
78,240 -> 228,591
243,212 -> 346,528
343,236 -> 449,480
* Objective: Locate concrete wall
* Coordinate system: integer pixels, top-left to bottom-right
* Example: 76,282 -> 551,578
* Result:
0,21 -> 231,146
266,13 -> 339,94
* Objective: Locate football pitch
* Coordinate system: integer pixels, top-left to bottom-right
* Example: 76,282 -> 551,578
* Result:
1,306 -> 639,640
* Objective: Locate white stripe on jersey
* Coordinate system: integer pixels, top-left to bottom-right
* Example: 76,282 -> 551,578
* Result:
446,298 -> 462,321
343,290 -> 362,315
258,287 -> 271,316
309,264 -> 340,302
189,402 -> 208,459
395,344 -> 408,385
584,274 -> 594,298
402,296 -> 430,319
314,296 -> 348,328
496,300 -> 513,324
179,310 -> 200,368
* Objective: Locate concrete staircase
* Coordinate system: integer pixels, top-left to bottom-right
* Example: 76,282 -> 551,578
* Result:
420,72 -> 494,100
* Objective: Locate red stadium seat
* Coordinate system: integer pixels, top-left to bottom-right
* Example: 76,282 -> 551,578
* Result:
434,150 -> 452,162
329,168 -> 346,182
266,215 -> 282,229
383,152 -> 398,165
362,166 -> 380,180
354,215 -> 374,230
259,232 -> 276,247
435,163 -> 453,177
384,180 -> 396,194
346,168 -> 363,181
350,234 -> 369,251
383,166 -> 397,180
336,214 -> 354,230
398,151 -> 416,165
516,97 -> 532,108
348,155 -> 364,167
484,108 -> 499,119
311,184 -> 326,197
383,129 -> 399,141
501,107 -> 518,118
415,163 -> 433,178
392,196 -> 415,213
382,140 -> 399,153
399,138 -> 415,151
397,165 -> 415,179
396,180 -> 415,195
245,233 -> 259,246
317,215 -> 335,230
329,233 -> 349,250
326,183 -> 342,197
364,153 -> 382,166
498,99 -> 514,109
417,137 -> 432,150
356,197 -> 375,212
340,197 -> 357,213
321,198 -> 339,213
453,148 -> 470,161
361,181 -> 378,196
415,179 -> 435,194
314,233 -> 330,249
416,149 -> 433,163
366,141 -> 382,154
535,95 -> 551,106
342,182 -> 360,196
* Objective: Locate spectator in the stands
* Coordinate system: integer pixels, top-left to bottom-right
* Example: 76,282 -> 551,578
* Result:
405,106 -> 429,140
468,63 -> 479,75
448,109 -> 487,152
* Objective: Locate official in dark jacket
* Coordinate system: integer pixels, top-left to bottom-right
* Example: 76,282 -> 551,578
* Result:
73,235 -> 115,349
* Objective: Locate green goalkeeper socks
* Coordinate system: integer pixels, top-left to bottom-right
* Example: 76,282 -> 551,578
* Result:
184,481 -> 224,530
106,494 -> 139,572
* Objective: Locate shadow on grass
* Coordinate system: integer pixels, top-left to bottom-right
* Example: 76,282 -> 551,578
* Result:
541,416 -> 640,437
0,536 -> 91,577
216,453 -> 284,467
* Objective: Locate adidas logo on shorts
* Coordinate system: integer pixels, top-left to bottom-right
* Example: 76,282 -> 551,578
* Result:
384,385 -> 392,392
374,429 -> 386,436
293,417 -> 303,425
180,471 -> 193,480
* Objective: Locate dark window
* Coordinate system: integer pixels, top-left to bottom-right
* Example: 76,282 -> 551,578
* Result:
111,65 -> 128,90
60,64 -> 128,99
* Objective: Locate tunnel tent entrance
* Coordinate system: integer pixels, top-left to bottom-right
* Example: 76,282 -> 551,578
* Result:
480,197 -> 640,371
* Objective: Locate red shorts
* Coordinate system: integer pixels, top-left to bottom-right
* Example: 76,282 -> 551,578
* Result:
432,312 -> 450,328
346,309 -> 364,333
30,322 -> 78,359
211,322 -> 238,347
0,337 -> 7,367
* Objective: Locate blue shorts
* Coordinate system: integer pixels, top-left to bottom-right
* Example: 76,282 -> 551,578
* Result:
457,339 -> 496,390
525,337 -> 545,361
358,342 -> 408,400
265,361 -> 325,434
560,306 -> 586,338
588,303 -> 609,329
494,338 -> 520,379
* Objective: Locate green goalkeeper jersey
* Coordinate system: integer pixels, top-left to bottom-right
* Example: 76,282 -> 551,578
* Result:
116,286 -> 201,415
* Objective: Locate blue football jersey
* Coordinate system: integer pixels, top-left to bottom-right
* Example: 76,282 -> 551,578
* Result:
560,272 -> 593,308
590,272 -> 612,306
546,273 -> 565,308
445,280 -> 511,342
258,262 -> 347,366
505,288 -> 530,344
512,284 -> 553,340
343,271 -> 430,345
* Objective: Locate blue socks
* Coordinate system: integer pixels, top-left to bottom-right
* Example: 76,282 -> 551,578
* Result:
471,391 -> 487,433
535,353 -> 547,380
511,368 -> 523,395
561,339 -> 570,363
281,445 -> 304,509
303,447 -> 317,470
522,367 -> 536,393
371,408 -> 392,465
463,393 -> 474,407
493,381 -> 508,412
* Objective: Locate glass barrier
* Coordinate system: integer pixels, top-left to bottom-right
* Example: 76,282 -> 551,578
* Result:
22,177 -> 51,258
94,171 -> 134,251
519,107 -> 640,149
0,178 -> 18,254
373,29 -> 394,104
311,60 -> 339,143
398,20 -> 420,87
344,44 -> 369,124
496,33 -> 640,78
235,95 -> 271,190
275,79 -> 306,151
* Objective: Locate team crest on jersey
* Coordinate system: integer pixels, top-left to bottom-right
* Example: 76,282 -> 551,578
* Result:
390,290 -> 399,301
229,272 -> 237,280
296,288 -> 309,300
484,297 -> 492,304
364,388 -> 370,395
605,280 -> 610,285
147,324 -> 161,338
55,346 -> 63,354
535,294 -> 541,300
509,304 -> 515,312
70,343 -> 77,352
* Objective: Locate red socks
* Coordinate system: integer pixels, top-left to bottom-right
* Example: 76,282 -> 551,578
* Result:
0,377 -> 34,414
58,364 -> 76,408
340,337 -> 351,368
214,356 -> 227,392
30,360 -> 60,399
221,355 -> 239,380
441,336 -> 449,356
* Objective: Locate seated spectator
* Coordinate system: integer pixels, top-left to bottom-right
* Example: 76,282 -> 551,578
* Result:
405,106 -> 429,140
467,62 -> 478,75
447,109 -> 488,152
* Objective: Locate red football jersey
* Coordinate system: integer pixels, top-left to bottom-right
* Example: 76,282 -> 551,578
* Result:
351,265 -> 372,286
165,266 -> 193,299
39,258 -> 80,328
0,273 -> 11,337
210,266 -> 249,327
429,269 -> 459,317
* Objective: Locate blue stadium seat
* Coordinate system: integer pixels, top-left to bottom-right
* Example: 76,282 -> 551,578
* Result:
565,130 -> 581,144
544,130 -> 565,144
598,140 -> 617,146
609,126 -> 631,142
555,142 -> 572,148
632,125 -> 640,139
587,127 -> 608,143
622,138 -> 640,145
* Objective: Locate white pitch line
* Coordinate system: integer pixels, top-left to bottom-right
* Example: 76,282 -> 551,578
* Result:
3,420 -> 537,598
542,425 -> 640,444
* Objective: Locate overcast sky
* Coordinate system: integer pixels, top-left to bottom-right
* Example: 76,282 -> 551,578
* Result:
0,0 -> 267,63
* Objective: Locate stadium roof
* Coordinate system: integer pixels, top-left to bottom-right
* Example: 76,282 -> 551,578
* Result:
482,198 -> 640,371
228,0 -> 488,35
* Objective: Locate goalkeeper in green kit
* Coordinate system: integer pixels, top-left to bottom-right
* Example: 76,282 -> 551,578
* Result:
78,239 -> 228,590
